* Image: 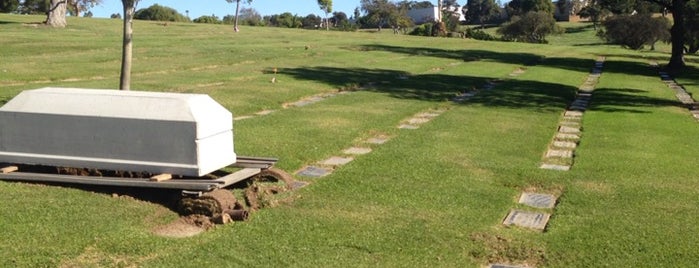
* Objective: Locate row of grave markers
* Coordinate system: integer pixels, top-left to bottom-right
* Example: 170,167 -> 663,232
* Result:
539,57 -> 606,171
294,108 -> 447,180
452,66 -> 531,104
650,61 -> 699,120
234,91 -> 354,121
490,58 -> 603,268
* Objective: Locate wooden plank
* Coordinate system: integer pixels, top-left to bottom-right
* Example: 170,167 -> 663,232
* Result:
150,173 -> 172,182
0,166 -> 18,174
215,168 -> 261,187
0,172 -> 216,191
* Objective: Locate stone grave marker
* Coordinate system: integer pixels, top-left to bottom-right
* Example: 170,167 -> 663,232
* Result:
540,163 -> 571,171
564,111 -> 584,117
552,141 -> 577,149
367,137 -> 389,144
408,117 -> 431,125
519,192 -> 557,208
321,156 -> 354,166
558,126 -> 581,135
255,110 -> 275,116
546,149 -> 573,158
555,133 -> 580,140
296,166 -> 332,178
503,210 -> 551,230
489,264 -> 527,268
343,147 -> 372,155
398,124 -> 419,129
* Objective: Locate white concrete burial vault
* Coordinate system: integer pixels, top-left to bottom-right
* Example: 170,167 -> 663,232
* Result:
0,87 -> 236,177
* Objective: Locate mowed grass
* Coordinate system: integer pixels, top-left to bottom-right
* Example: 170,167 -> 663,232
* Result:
1,14 -> 699,267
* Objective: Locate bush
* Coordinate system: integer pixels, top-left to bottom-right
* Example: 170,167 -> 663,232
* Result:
193,15 -> 221,24
599,14 -> 670,50
497,11 -> 562,43
134,4 -> 188,22
465,28 -> 498,41
409,23 -> 433,36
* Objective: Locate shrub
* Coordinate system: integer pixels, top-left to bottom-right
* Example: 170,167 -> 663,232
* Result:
465,28 -> 498,41
599,14 -> 670,50
497,11 -> 562,43
409,23 -> 433,36
134,4 -> 188,22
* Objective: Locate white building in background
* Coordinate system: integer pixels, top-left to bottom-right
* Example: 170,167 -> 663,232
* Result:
407,6 -> 465,24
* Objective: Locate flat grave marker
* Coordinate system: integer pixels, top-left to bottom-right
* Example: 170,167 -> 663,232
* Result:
503,210 -> 551,230
546,149 -> 573,158
343,147 -> 372,155
296,166 -> 332,178
321,156 -> 354,166
519,192 -> 557,208
540,163 -> 571,171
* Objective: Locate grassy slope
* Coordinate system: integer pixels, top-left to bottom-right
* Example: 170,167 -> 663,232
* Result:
1,14 -> 698,267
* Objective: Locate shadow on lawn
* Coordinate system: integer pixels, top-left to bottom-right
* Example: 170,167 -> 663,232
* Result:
591,87 -> 685,113
351,44 -> 664,78
281,66 -> 686,113
280,66 -> 577,111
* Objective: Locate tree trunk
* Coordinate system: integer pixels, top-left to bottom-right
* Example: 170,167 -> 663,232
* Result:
234,0 -> 240,32
46,0 -> 67,27
668,0 -> 686,69
120,0 -> 137,90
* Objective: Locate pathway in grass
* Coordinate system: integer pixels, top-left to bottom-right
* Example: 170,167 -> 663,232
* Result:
540,57 -> 605,171
650,61 -> 699,120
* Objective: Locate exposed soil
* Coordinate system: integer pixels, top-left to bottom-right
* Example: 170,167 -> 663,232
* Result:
3,163 -> 297,238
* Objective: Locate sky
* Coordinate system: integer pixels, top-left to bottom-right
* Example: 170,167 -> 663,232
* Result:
90,0 -> 371,19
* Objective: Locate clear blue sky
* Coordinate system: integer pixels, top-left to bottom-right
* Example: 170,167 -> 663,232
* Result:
90,0 -> 376,19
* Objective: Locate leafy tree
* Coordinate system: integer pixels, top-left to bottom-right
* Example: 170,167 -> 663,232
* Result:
224,7 -> 262,26
225,0 -> 252,32
120,0 -> 140,90
506,0 -> 556,17
267,12 -> 302,28
67,0 -> 101,16
193,15 -> 222,24
464,0 -> 500,28
360,0 -> 410,31
83,10 -> 92,17
600,14 -> 670,50
19,0 -> 48,15
644,0 -> 689,68
497,11 -> 561,43
397,0 -> 433,9
0,0 -> 20,13
134,4 -> 188,22
331,11 -> 348,27
685,0 -> 699,53
110,12 -> 121,19
578,0 -> 608,29
301,13 -> 322,28
318,0 -> 332,30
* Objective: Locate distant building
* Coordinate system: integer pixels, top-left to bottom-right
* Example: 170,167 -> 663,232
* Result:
407,6 -> 465,24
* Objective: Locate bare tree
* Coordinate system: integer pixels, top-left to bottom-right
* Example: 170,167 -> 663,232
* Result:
45,0 -> 67,27
120,0 -> 139,90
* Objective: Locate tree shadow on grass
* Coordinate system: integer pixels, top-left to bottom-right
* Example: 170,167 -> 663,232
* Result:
280,66 -> 578,112
349,44 -> 661,78
590,87 -> 685,113
281,66 -> 687,113
350,44 -> 545,66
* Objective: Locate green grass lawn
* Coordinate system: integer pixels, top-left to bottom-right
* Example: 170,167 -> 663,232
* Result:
1,14 -> 699,267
